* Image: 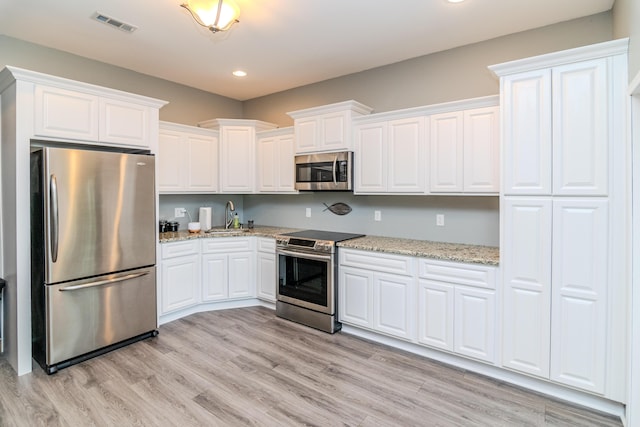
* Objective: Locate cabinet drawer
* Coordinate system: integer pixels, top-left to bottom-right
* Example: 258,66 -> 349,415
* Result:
161,240 -> 199,259
202,237 -> 252,253
257,237 -> 276,253
418,259 -> 496,289
339,249 -> 414,276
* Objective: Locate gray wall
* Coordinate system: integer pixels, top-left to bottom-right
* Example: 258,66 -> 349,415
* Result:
244,194 -> 499,247
158,194 -> 244,231
243,12 -> 613,127
0,35 -> 242,125
613,0 -> 640,81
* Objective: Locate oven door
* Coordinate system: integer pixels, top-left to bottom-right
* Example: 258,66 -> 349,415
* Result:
276,248 -> 335,315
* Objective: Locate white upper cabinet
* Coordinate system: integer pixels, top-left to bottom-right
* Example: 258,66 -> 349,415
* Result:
257,127 -> 297,193
501,58 -> 609,196
463,107 -> 500,192
552,59 -> 609,196
354,96 -> 499,195
99,98 -> 149,147
430,111 -> 463,192
32,77 -> 165,149
158,122 -> 219,193
501,69 -> 552,195
354,116 -> 426,194
288,100 -> 373,153
199,119 -> 277,194
34,85 -> 100,141
430,106 -> 499,194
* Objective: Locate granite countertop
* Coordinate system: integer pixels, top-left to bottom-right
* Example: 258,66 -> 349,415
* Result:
159,226 -> 300,243
160,227 -> 499,266
337,235 -> 499,266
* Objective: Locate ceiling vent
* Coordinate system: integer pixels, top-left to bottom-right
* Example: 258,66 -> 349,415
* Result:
92,12 -> 138,33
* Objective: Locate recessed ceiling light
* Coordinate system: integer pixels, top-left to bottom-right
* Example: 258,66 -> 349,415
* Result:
232,70 -> 247,77
447,0 -> 466,3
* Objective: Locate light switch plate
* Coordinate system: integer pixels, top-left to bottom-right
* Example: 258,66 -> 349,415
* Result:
436,214 -> 445,226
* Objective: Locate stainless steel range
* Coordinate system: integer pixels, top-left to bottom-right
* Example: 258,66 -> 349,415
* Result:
275,230 -> 364,333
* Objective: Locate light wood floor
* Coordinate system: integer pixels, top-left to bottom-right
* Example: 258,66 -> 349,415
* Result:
0,306 -> 622,426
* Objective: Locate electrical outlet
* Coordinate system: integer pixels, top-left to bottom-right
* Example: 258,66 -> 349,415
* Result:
436,214 -> 445,226
306,207 -> 311,218
374,210 -> 381,221
175,208 -> 185,218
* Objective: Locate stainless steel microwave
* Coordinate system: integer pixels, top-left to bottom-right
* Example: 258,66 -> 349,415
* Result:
294,151 -> 353,191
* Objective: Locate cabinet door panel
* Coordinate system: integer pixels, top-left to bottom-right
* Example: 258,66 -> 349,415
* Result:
418,279 -> 454,351
373,273 -> 415,340
454,287 -> 495,363
430,111 -> 463,192
228,252 -> 255,299
463,107 -> 499,192
552,59 -> 608,196
388,117 -> 425,193
161,255 -> 200,314
339,267 -> 373,328
257,136 -> 277,192
321,112 -> 347,151
201,254 -> 228,301
220,126 -> 255,192
158,131 -> 185,191
295,118 -> 317,153
550,199 -> 608,393
502,198 -> 552,377
186,134 -> 218,192
277,134 -> 296,192
257,252 -> 276,302
34,85 -> 99,141
100,98 -> 148,147
354,122 -> 387,193
502,70 -> 552,195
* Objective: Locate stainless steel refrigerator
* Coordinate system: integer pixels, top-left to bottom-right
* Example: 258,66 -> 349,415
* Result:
31,146 -> 158,374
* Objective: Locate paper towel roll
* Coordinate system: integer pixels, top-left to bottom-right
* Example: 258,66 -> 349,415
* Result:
199,207 -> 212,231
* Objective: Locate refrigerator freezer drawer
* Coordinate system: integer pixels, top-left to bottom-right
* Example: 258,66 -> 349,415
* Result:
44,266 -> 157,366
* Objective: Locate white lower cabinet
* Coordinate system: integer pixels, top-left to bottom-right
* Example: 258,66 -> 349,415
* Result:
339,249 -> 415,341
160,240 -> 201,314
417,279 -> 454,351
502,196 -> 610,394
256,238 -> 277,302
339,249 -> 498,363
160,237 -> 256,319
201,238 -> 255,302
418,259 -> 497,363
453,286 -> 495,363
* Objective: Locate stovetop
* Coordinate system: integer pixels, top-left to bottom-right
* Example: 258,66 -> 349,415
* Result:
280,230 -> 365,243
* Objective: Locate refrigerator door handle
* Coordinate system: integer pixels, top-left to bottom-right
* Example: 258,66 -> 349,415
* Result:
58,271 -> 150,292
50,174 -> 59,263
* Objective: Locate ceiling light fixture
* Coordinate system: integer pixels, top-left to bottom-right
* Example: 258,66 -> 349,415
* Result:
232,70 -> 247,77
180,0 -> 240,33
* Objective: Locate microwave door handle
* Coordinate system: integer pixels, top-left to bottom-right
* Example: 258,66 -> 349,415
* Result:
50,174 -> 59,263
332,155 -> 338,186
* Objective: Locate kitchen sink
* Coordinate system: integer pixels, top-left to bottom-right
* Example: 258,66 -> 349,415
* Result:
204,228 -> 250,234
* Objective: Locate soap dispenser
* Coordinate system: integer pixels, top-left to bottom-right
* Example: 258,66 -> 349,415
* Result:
233,213 -> 240,229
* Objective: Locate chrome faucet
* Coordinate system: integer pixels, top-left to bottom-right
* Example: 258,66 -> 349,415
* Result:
225,200 -> 235,229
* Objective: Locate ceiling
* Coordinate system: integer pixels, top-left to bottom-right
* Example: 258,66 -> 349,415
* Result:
0,0 -> 615,101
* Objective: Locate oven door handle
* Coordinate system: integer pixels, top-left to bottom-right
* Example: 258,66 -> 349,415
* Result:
277,249 -> 332,262
332,154 -> 338,186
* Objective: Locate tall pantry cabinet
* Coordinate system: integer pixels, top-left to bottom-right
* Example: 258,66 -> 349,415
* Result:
490,39 -> 629,401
